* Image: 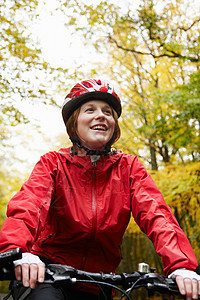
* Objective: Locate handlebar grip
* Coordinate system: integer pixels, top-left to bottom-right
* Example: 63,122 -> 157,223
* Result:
0,248 -> 22,265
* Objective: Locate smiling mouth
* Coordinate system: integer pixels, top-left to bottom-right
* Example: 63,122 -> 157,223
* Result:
91,125 -> 107,131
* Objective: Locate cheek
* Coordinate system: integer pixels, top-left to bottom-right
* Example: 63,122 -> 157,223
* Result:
77,114 -> 86,128
77,115 -> 91,138
109,119 -> 116,133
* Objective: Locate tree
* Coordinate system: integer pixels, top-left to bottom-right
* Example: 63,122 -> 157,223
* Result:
150,162 -> 200,260
0,162 -> 27,293
63,0 -> 200,169
151,71 -> 200,163
0,166 -> 24,228
1,0 -> 51,120
0,0 -> 72,166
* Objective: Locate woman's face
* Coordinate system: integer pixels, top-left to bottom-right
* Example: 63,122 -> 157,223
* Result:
77,100 -> 115,151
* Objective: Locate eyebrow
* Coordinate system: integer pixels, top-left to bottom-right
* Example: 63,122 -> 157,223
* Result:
85,103 -> 111,108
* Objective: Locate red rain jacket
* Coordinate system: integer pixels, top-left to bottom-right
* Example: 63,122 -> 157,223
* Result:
0,148 -> 198,276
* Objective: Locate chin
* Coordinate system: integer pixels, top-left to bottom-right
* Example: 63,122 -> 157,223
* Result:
88,142 -> 108,151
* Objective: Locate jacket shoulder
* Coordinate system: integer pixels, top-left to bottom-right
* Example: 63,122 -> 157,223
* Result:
116,151 -> 139,164
40,147 -> 71,161
31,149 -> 70,174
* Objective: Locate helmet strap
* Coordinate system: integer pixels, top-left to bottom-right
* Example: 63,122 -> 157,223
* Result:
70,137 -> 115,156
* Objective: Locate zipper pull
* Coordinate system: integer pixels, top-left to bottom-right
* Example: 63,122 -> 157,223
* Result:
93,161 -> 97,177
90,155 -> 100,164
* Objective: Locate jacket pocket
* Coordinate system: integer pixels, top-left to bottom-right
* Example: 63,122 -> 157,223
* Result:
41,233 -> 55,246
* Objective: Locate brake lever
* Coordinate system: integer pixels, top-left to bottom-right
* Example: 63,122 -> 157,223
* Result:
44,264 -> 77,285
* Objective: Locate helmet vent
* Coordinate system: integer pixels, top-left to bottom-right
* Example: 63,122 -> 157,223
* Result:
62,79 -> 122,124
83,83 -> 89,88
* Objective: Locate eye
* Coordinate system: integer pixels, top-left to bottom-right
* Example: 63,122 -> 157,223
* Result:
85,107 -> 94,112
104,109 -> 112,115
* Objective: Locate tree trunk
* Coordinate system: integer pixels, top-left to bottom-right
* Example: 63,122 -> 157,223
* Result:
162,144 -> 170,163
150,145 -> 158,170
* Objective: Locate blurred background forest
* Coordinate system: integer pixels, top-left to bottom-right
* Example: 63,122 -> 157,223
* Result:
0,0 -> 200,298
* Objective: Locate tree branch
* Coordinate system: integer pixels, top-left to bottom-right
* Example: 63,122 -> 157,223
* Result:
177,18 -> 200,31
108,35 -> 200,62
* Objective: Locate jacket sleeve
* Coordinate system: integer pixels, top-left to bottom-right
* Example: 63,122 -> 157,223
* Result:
0,152 -> 58,253
130,156 -> 198,276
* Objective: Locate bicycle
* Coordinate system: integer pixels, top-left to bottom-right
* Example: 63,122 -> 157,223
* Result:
0,248 -> 200,300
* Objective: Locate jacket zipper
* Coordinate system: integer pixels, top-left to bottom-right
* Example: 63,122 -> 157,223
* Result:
91,161 -> 97,238
81,161 -> 97,269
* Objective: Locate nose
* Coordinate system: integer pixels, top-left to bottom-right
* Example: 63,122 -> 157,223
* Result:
94,109 -> 105,119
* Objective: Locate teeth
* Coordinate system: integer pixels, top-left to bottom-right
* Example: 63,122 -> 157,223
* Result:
93,125 -> 106,131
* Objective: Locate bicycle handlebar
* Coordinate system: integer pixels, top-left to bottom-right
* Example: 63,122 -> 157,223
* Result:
0,248 -> 200,299
44,264 -> 180,295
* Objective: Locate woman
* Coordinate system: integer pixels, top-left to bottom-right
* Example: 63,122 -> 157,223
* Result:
0,79 -> 199,300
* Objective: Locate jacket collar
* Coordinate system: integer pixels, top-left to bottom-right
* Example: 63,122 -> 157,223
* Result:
57,147 -> 123,172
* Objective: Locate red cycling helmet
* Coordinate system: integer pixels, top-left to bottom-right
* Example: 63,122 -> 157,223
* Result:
62,79 -> 122,124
